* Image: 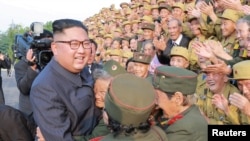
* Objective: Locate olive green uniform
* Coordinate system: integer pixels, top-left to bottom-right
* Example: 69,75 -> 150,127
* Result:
101,126 -> 168,141
162,105 -> 208,141
220,32 -> 240,58
196,82 -> 241,124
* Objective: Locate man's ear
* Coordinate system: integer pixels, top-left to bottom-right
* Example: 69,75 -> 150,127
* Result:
51,42 -> 57,55
173,91 -> 184,105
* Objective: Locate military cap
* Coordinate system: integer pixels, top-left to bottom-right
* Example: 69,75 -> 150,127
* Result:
157,0 -> 166,5
143,0 -> 151,3
122,20 -> 132,26
172,2 -> 185,11
170,46 -> 189,61
131,4 -> 139,9
151,4 -> 159,10
120,2 -> 129,8
125,8 -> 132,15
104,34 -> 113,39
141,22 -> 155,31
153,66 -> 198,95
131,19 -> 140,24
158,4 -> 172,12
187,15 -> 197,23
138,3 -> 144,7
115,15 -> 124,19
144,4 -> 152,11
132,52 -> 152,64
232,60 -> 250,80
141,15 -> 154,23
110,49 -> 122,56
105,73 -> 156,126
219,9 -> 240,23
122,51 -> 133,58
136,29 -> 144,35
103,60 -> 127,77
121,36 -> 130,41
114,28 -> 122,33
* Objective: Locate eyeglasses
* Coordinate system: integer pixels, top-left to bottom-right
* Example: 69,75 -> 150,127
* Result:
55,40 -> 92,50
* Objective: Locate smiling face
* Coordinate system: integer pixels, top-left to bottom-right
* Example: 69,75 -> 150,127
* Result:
236,22 -> 250,47
52,27 -> 91,73
94,79 -> 111,108
237,80 -> 250,100
133,62 -> 149,78
205,72 -> 227,94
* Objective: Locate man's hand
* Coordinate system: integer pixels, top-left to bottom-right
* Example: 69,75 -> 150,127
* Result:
26,49 -> 37,70
204,59 -> 232,75
229,92 -> 250,116
153,36 -> 166,51
0,53 -> 4,61
212,94 -> 230,114
242,5 -> 250,15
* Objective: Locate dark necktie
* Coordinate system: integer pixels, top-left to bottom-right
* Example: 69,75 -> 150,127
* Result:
172,41 -> 178,46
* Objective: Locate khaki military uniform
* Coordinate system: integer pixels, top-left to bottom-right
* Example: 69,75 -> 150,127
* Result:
232,60 -> 250,124
188,35 -> 206,72
221,33 -> 240,58
196,82 -> 241,124
240,113 -> 250,125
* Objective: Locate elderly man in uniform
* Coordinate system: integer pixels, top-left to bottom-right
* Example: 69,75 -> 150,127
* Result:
137,22 -> 155,52
132,52 -> 153,80
169,46 -> 190,69
217,60 -> 250,124
152,66 -> 208,141
195,67 -> 241,124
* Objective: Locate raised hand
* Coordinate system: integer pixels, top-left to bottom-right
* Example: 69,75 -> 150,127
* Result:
229,92 -> 250,116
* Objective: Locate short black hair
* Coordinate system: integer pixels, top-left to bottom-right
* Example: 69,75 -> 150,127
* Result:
52,19 -> 88,34
90,39 -> 98,50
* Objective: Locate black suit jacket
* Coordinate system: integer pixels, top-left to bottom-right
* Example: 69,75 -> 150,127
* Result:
157,34 -> 191,65
14,58 -> 39,115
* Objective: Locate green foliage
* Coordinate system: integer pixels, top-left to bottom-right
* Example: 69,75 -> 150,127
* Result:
43,21 -> 53,32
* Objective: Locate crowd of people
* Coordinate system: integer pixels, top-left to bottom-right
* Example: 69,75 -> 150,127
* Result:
0,0 -> 250,140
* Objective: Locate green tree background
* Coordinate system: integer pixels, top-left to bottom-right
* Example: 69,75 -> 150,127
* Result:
0,21 -> 52,63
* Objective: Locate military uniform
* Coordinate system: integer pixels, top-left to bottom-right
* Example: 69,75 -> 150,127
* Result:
101,74 -> 168,141
196,82 -> 241,124
232,60 -> 250,124
152,66 -> 208,141
132,52 -> 153,80
218,9 -> 241,58
137,22 -> 155,52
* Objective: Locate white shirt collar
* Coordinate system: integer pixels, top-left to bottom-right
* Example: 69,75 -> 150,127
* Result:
173,34 -> 183,45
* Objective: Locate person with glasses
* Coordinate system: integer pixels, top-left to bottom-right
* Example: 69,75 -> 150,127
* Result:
30,19 -> 100,140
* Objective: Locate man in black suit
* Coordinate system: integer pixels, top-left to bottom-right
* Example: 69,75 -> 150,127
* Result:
85,39 -> 103,77
156,18 -> 191,65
